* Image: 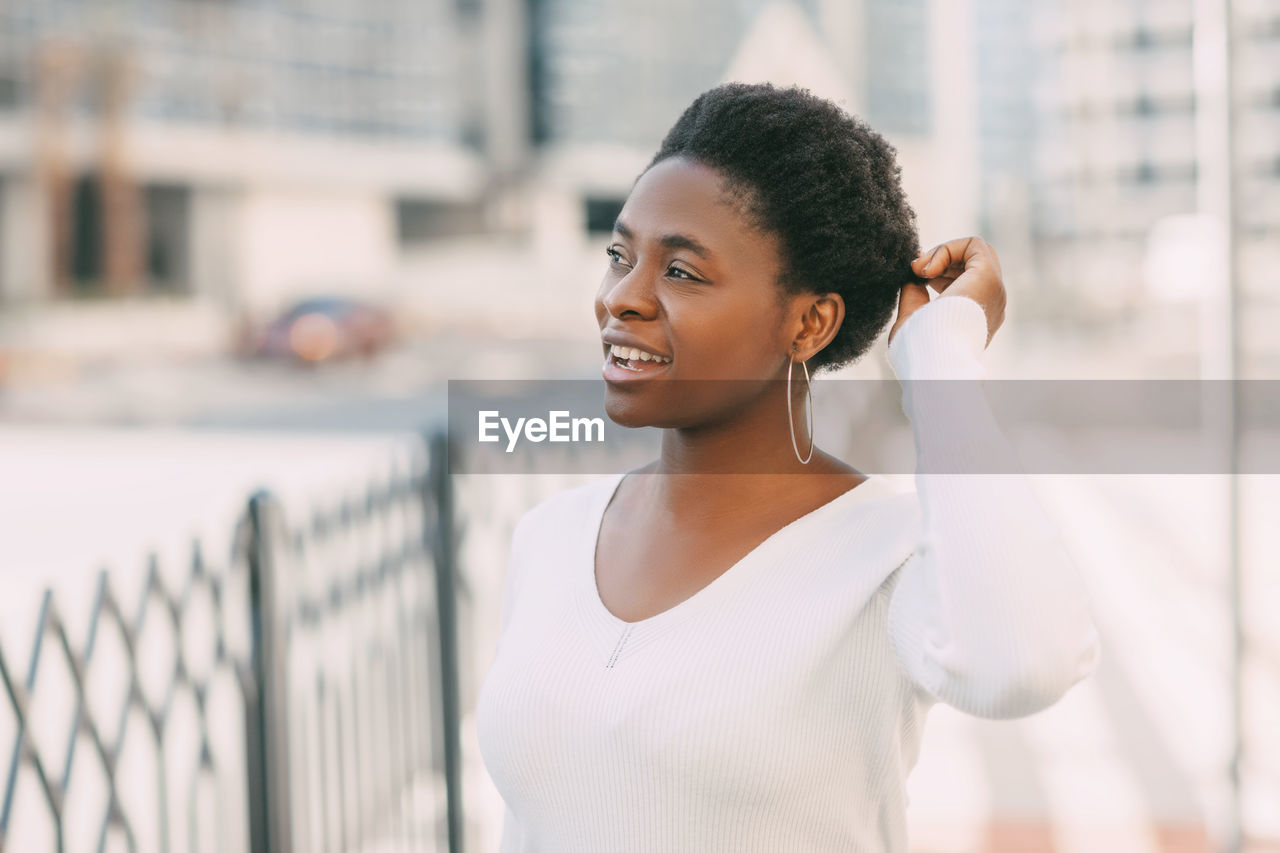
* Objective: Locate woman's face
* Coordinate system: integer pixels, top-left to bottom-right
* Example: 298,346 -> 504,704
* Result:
594,155 -> 811,429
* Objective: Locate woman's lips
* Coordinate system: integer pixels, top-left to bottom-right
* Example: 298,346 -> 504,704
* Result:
602,351 -> 672,382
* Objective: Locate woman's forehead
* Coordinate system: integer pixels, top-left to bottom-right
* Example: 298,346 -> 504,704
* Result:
620,158 -> 766,256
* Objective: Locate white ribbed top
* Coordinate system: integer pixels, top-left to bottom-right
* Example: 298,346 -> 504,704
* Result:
475,295 -> 1102,853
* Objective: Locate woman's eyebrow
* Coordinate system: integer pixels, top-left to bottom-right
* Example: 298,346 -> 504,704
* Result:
613,218 -> 712,259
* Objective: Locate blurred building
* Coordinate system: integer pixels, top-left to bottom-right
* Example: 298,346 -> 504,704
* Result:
972,0 -> 1038,290
0,0 -> 496,356
6,0 -> 1271,370
0,0 -> 991,359
1024,0 -> 1279,374
517,0 -> 987,363
1030,1 -> 1202,318
525,0 -> 977,237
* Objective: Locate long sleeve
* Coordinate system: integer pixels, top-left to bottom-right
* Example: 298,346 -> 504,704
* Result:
883,295 -> 1102,719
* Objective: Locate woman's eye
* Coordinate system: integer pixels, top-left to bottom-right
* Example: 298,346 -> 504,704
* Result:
604,247 -> 697,281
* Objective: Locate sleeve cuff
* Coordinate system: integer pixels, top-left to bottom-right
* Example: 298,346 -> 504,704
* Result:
886,295 -> 989,381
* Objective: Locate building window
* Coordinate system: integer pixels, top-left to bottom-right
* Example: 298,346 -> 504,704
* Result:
70,174 -> 103,291
144,184 -> 190,294
68,177 -> 191,295
396,198 -> 488,244
461,119 -> 486,152
526,0 -> 552,145
584,196 -> 626,235
0,71 -> 19,109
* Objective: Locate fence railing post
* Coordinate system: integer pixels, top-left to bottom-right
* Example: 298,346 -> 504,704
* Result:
245,491 -> 292,853
237,503 -> 270,853
426,429 -> 464,853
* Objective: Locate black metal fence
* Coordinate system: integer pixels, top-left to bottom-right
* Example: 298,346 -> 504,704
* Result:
0,429 -> 461,853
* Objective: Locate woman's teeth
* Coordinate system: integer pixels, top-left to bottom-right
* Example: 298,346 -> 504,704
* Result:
609,344 -> 671,364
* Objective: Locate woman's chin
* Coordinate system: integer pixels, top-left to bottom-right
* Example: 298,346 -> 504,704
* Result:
602,396 -> 660,429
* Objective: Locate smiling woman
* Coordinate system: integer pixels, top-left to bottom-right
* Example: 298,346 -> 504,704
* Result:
476,82 -> 1099,853
595,158 -> 789,402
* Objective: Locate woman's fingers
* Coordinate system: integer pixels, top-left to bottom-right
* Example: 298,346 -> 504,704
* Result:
887,281 -> 932,347
911,254 -> 962,293
907,236 -> 1007,348
913,236 -> 999,296
915,236 -> 994,277
898,281 -> 931,314
909,252 -> 960,294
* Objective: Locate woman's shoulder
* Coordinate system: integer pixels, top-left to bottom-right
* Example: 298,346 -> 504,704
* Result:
826,474 -> 919,525
807,475 -> 921,551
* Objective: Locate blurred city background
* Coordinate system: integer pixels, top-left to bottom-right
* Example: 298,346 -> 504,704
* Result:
0,0 -> 1277,851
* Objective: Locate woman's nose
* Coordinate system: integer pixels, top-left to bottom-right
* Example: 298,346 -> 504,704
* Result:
602,268 -> 658,319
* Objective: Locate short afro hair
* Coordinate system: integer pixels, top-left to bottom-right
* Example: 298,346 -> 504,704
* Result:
643,81 -> 926,374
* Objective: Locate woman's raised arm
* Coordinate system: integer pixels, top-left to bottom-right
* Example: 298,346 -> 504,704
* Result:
882,263 -> 1101,719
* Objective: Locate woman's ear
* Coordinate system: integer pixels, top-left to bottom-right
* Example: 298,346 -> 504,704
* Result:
790,292 -> 844,361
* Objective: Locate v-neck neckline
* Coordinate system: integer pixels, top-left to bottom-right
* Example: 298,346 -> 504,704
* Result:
575,468 -> 895,663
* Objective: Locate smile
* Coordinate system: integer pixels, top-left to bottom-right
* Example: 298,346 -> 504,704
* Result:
602,343 -> 672,382
607,343 -> 672,365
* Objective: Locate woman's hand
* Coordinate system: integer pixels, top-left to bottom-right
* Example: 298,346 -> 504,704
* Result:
888,236 -> 1007,349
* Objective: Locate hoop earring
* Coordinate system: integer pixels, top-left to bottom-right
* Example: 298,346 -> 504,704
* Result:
787,348 -> 814,465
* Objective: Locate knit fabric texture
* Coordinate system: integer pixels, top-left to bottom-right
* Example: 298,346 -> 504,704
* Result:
476,295 -> 1102,852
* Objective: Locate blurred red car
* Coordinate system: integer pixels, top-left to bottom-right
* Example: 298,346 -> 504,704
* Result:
245,297 -> 396,364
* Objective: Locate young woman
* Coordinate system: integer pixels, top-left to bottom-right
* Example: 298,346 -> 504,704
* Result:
476,82 -> 1100,852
